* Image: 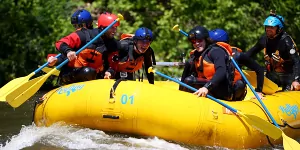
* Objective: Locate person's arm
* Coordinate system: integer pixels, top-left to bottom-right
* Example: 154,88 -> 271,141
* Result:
179,56 -> 195,90
55,55 -> 67,66
118,40 -> 130,62
203,48 -> 227,90
144,47 -> 154,84
47,54 -> 67,67
245,36 -> 265,58
55,32 -> 81,56
238,52 -> 264,92
99,45 -> 115,78
284,36 -> 300,82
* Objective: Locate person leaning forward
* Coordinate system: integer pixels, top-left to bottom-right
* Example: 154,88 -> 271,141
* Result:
108,27 -> 156,84
208,28 -> 265,99
246,11 -> 300,91
53,10 -> 119,85
181,26 -> 246,101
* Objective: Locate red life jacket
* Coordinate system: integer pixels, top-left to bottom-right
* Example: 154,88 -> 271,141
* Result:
107,51 -> 120,71
68,49 -> 104,73
110,33 -> 145,73
231,47 -> 243,54
190,50 -> 205,78
194,42 -> 242,83
116,56 -> 144,73
67,30 -> 104,73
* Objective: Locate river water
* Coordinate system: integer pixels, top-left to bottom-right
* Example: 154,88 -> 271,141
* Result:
0,91 -> 284,150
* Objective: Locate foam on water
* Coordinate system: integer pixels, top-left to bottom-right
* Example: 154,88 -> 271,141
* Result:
0,123 -> 189,150
0,123 -> 289,150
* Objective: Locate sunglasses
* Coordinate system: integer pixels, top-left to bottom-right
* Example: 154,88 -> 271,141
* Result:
190,39 -> 204,44
137,40 -> 151,45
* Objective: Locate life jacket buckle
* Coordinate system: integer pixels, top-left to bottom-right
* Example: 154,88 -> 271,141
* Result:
120,72 -> 128,78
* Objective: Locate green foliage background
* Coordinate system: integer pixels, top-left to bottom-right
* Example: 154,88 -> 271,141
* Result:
0,0 -> 299,86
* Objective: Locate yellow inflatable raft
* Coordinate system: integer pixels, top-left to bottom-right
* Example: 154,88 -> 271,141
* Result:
33,79 -> 300,149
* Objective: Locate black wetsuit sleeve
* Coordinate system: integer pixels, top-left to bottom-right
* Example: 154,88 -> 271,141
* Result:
55,31 -> 86,56
102,50 -> 115,76
180,58 -> 194,81
284,36 -> 300,81
179,56 -> 195,90
204,48 -> 227,89
54,55 -> 67,66
144,48 -> 154,84
238,53 -> 264,92
246,36 -> 265,57
118,40 -> 130,62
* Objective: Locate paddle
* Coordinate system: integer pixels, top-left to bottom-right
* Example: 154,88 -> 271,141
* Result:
41,65 -> 60,76
171,24 -> 278,95
0,53 -> 63,102
5,14 -> 124,108
231,58 -> 300,149
172,25 -> 188,37
40,61 -> 186,75
242,70 -> 278,95
148,67 -> 281,140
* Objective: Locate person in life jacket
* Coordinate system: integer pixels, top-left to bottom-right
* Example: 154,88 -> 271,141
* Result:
179,27 -> 210,92
209,29 -> 265,99
96,12 -> 122,78
52,10 -> 118,85
182,26 -> 246,101
246,10 -> 300,91
49,12 -> 121,80
110,27 -> 156,84
47,9 -> 94,67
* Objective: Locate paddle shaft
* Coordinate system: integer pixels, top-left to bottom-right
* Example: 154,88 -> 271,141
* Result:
55,20 -> 120,70
175,28 -> 189,37
179,29 -> 188,37
30,15 -> 121,75
172,25 -> 188,37
154,71 -> 237,113
175,25 -> 277,95
155,62 -> 184,66
6,16 -> 122,108
34,53 -> 62,74
231,58 -> 280,128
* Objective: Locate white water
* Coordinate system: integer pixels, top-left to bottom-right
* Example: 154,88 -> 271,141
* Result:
0,123 -> 190,150
0,123 -> 286,150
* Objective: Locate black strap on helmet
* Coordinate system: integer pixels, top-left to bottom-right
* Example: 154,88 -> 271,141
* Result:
71,9 -> 86,28
144,28 -> 152,41
269,10 -> 284,28
71,10 -> 80,24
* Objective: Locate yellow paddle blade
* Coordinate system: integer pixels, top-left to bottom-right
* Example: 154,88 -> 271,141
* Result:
6,73 -> 49,108
172,24 -> 180,31
237,111 -> 282,140
0,73 -> 35,102
283,132 -> 300,150
41,66 -> 60,76
243,70 -> 278,95
116,14 -> 124,21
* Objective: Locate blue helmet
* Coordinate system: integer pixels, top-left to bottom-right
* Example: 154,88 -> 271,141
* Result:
263,15 -> 284,29
209,29 -> 229,43
71,9 -> 93,27
133,27 -> 153,41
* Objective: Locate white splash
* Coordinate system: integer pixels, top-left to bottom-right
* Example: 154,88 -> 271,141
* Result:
0,123 -> 188,150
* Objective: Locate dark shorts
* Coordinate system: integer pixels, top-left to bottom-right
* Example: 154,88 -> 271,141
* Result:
266,71 -> 293,91
180,76 -> 246,101
59,66 -> 97,85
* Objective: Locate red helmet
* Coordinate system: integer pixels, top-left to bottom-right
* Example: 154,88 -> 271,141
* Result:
97,12 -> 120,28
